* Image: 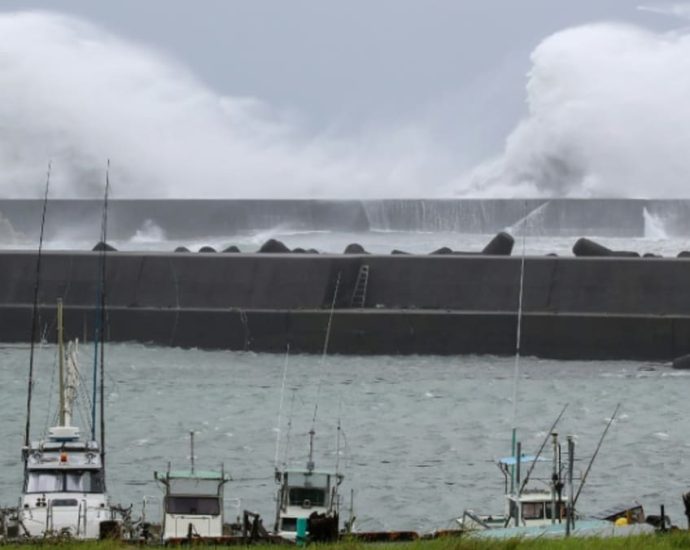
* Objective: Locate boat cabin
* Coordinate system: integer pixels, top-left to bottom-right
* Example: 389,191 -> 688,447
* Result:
19,426 -> 114,538
154,467 -> 229,541
274,468 -> 342,540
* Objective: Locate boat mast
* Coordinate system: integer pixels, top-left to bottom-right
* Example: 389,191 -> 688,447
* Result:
100,161 -> 110,460
57,298 -> 66,426
91,160 -> 110,465
190,431 -> 195,474
307,428 -> 315,472
24,162 -> 51,450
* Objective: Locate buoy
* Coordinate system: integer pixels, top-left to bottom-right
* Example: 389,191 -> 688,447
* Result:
198,245 -> 216,253
222,245 -> 240,253
174,246 -> 190,253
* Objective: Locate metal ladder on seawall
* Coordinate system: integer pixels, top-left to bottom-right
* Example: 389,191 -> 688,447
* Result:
350,265 -> 370,308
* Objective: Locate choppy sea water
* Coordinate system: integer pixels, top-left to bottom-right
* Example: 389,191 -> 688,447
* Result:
1,344 -> 688,532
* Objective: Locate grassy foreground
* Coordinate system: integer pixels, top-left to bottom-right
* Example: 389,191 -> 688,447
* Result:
3,534 -> 690,550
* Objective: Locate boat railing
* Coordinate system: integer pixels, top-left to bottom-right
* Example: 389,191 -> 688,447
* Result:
77,499 -> 87,536
141,495 -> 160,525
45,500 -> 53,534
461,510 -> 491,531
223,497 -> 242,522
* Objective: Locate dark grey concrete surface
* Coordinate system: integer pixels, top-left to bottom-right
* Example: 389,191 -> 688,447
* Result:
1,251 -> 689,360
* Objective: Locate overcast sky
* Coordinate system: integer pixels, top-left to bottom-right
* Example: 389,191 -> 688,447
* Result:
0,1 -> 685,197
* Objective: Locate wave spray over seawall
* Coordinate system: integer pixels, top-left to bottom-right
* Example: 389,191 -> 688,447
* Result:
2,13 -> 690,198
465,23 -> 690,198
0,12 -> 454,198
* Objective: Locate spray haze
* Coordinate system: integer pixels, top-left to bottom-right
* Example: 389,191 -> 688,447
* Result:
1,11 -> 690,198
0,11 -> 453,198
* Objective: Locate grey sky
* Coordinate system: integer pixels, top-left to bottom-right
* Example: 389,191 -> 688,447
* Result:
0,1 -> 673,144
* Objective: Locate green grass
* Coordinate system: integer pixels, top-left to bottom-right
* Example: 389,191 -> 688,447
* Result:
3,534 -> 690,549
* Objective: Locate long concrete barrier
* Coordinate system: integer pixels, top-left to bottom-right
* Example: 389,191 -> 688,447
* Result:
2,250 -> 690,360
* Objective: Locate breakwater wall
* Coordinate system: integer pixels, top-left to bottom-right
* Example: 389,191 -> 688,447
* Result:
1,250 -> 689,360
5,198 -> 690,239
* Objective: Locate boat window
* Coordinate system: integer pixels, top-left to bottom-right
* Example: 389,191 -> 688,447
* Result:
65,472 -> 104,493
165,496 -> 220,516
288,487 -> 326,507
545,501 -> 564,519
26,472 -> 62,493
281,518 -> 297,532
522,502 -> 545,520
26,471 -> 104,493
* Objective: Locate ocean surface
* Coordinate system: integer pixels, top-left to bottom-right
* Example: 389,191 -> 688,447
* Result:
0,344 -> 687,532
1,226 -> 689,531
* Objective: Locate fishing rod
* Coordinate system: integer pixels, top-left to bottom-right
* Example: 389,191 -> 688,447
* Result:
273,344 -> 291,473
99,160 -> 110,466
573,403 -> 621,506
519,403 -> 569,494
310,270 -> 342,431
24,162 -> 52,450
91,162 -> 110,447
509,201 -> 528,493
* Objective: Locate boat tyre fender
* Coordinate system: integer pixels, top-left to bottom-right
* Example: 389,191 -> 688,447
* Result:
302,499 -> 312,509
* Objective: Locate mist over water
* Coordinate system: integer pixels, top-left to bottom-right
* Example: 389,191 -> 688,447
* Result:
1,11 -> 690,198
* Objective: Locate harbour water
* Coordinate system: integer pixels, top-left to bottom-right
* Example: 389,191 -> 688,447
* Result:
1,223 -> 689,531
1,344 -> 687,532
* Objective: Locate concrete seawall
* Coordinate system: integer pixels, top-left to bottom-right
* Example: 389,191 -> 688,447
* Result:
2,250 -> 689,360
5,198 -> 690,239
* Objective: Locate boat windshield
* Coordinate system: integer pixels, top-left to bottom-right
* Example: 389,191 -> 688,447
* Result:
26,470 -> 104,493
165,496 -> 220,516
521,500 -> 564,520
288,487 -> 326,507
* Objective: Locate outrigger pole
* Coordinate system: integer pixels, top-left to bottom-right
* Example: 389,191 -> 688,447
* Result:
510,201 -> 528,494
91,160 -> 110,461
519,403 -> 569,493
24,162 -> 51,450
573,403 -> 621,506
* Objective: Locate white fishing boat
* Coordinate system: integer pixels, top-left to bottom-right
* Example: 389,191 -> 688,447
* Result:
458,429 -> 654,538
17,300 -> 121,539
153,432 -> 231,542
274,429 -> 344,542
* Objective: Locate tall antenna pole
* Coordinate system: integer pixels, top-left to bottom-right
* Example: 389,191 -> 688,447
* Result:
99,160 -> 110,463
24,162 -> 51,449
274,344 -> 291,472
190,431 -> 195,474
510,201 -> 528,493
311,271 -> 341,431
57,298 -> 66,426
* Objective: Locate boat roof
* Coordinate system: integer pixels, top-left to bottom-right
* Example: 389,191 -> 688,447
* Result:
498,455 -> 547,466
283,468 -> 337,476
508,491 -> 559,503
157,470 -> 229,481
